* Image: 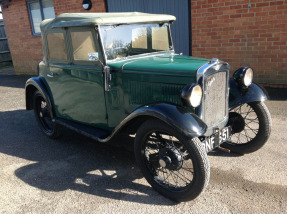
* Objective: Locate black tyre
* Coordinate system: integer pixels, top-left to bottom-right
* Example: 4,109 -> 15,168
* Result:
134,119 -> 210,202
222,101 -> 271,154
33,91 -> 62,139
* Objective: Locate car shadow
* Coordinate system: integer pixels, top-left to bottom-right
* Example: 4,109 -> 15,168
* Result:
0,110 -> 177,205
0,74 -> 34,89
264,87 -> 287,101
207,149 -> 243,157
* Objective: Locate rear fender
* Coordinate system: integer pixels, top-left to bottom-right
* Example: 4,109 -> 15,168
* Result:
25,77 -> 53,113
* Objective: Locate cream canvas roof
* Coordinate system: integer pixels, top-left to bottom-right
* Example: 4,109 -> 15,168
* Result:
40,12 -> 176,32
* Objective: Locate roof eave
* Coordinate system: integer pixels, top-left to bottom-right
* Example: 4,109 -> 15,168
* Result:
40,12 -> 176,32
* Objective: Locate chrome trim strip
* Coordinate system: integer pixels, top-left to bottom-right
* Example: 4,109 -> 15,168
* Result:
168,23 -> 175,51
106,52 -> 174,71
97,25 -> 108,65
108,51 -> 172,64
196,58 -> 219,82
196,58 -> 219,119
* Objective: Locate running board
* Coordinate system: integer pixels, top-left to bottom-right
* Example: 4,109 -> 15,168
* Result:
53,118 -> 110,142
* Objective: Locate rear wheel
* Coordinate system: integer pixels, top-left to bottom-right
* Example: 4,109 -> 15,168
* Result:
134,119 -> 210,202
222,102 -> 271,154
33,91 -> 62,139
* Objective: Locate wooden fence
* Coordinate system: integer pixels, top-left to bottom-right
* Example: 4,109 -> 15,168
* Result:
0,19 -> 11,62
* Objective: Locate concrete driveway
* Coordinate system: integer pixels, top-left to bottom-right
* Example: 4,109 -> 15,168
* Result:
0,74 -> 286,213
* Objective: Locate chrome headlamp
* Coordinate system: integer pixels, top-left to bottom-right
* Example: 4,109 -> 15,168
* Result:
233,67 -> 253,87
181,84 -> 203,108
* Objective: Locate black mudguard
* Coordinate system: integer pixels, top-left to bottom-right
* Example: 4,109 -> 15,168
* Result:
54,103 -> 207,143
25,77 -> 53,112
229,79 -> 268,110
105,103 -> 207,142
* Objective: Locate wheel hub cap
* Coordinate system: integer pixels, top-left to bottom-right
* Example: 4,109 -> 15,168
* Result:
159,146 -> 183,170
159,156 -> 171,168
228,112 -> 245,133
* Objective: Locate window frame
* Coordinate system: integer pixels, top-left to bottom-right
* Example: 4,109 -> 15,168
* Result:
27,0 -> 55,36
99,23 -> 173,62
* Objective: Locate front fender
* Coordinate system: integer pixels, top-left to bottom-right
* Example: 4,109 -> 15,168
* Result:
229,79 -> 268,110
25,77 -> 53,112
116,103 -> 207,139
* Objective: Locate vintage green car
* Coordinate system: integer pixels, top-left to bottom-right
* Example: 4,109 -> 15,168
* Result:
25,12 -> 271,201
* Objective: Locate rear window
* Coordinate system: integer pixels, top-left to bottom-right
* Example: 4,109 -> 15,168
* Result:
47,32 -> 67,61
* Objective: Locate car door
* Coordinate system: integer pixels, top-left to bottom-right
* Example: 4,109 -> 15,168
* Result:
44,28 -> 108,129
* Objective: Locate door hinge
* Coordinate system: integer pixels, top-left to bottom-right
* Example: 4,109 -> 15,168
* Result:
104,66 -> 111,92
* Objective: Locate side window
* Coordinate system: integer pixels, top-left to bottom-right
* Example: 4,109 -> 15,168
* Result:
47,32 -> 67,61
70,30 -> 96,61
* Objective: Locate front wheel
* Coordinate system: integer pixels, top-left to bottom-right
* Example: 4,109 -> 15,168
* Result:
222,101 -> 271,154
134,119 -> 210,202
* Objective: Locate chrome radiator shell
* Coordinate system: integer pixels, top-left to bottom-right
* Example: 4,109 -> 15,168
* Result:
196,59 -> 230,136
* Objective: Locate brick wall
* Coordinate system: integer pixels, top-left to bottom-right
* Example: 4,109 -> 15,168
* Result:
2,0 -> 286,84
192,0 -> 287,85
53,0 -> 106,16
2,0 -> 43,75
2,0 -> 106,75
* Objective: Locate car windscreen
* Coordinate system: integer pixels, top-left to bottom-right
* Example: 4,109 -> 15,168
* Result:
99,23 -> 173,61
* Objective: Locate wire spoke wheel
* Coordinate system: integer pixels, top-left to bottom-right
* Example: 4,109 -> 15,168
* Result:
144,132 -> 194,190
135,119 -> 209,202
222,102 -> 271,154
229,103 -> 259,144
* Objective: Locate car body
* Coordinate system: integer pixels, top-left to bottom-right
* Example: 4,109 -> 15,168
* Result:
25,12 -> 271,201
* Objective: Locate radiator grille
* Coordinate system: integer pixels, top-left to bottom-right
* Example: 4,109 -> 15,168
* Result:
203,72 -> 227,126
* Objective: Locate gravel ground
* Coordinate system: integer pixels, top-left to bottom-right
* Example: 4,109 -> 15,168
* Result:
0,74 -> 286,214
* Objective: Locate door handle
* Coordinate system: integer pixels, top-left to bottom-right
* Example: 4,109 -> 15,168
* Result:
47,72 -> 54,77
